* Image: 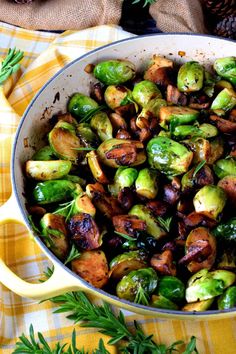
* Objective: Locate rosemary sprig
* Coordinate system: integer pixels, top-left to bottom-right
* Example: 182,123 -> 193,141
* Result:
156,216 -> 173,233
134,285 -> 150,306
64,244 -> 81,265
13,324 -> 108,354
72,147 -> 96,151
192,160 -> 206,178
53,199 -> 75,221
0,47 -> 24,85
80,105 -> 106,123
114,231 -> 135,241
132,0 -> 157,7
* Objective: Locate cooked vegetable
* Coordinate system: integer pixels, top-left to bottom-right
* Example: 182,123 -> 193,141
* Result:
135,168 -> 159,199
211,88 -> 236,113
193,185 -> 226,220
147,136 -> 193,176
177,61 -> 204,92
104,85 -> 132,110
217,176 -> 236,207
116,267 -> 158,301
68,92 -> 99,119
33,180 -> 76,204
144,55 -> 174,84
159,106 -> 199,130
90,112 -> 113,142
156,276 -> 185,303
86,150 -> 109,184
213,158 -> 236,179
181,164 -> 214,194
108,167 -> 138,196
151,294 -> 178,310
72,194 -> 96,217
72,250 -> 109,288
77,123 -> 100,148
150,250 -> 176,276
213,218 -> 236,243
136,98 -> 167,129
32,145 -> 55,161
26,160 -> 72,181
112,214 -> 146,236
109,250 -> 147,280
132,80 -> 162,107
218,286 -> 236,310
182,298 -> 214,312
214,57 -> 236,86
93,60 -> 135,85
172,124 -> 218,140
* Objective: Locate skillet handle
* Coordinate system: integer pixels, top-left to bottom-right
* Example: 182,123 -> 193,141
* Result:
0,195 -> 87,300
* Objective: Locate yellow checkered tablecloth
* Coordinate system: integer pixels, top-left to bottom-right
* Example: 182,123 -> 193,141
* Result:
0,22 -> 236,354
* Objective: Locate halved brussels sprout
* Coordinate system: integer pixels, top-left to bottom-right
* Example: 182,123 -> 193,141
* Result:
210,269 -> 236,289
214,57 -> 236,86
181,164 -> 214,194
68,93 -> 99,120
213,158 -> 236,179
26,160 -> 72,181
211,88 -> 236,113
93,60 -> 136,85
77,123 -> 100,148
109,250 -> 147,280
90,112 -> 113,142
151,294 -> 178,310
87,150 -> 109,184
136,98 -> 167,129
108,166 -> 138,197
156,276 -> 185,303
218,286 -> 236,310
135,168 -> 159,199
32,145 -> 55,161
147,137 -> 193,176
33,180 -> 76,204
132,80 -> 162,107
104,85 -> 132,110
182,298 -> 214,312
72,194 -> 96,217
159,106 -> 199,130
177,61 -> 204,92
116,267 -> 158,301
129,204 -> 166,239
193,185 -> 227,220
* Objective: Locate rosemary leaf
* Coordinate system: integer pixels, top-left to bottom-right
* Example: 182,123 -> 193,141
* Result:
156,216 -> 173,233
193,160 -> 206,178
64,244 -> 81,265
0,47 -> 24,85
114,231 -> 135,241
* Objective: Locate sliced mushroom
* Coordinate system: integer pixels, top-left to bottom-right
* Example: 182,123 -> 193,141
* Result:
166,84 -> 188,106
146,200 -> 169,217
184,212 -> 217,229
117,187 -> 135,211
116,129 -> 132,140
218,176 -> 236,207
210,114 -> 236,134
150,250 -> 177,276
112,214 -> 146,236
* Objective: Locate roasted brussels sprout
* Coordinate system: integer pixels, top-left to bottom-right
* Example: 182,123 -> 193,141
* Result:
71,194 -> 96,218
104,85 -> 132,110
156,276 -> 185,303
213,158 -> 236,179
77,123 -> 100,148
33,180 -> 76,204
172,124 -> 218,140
147,137 -> 193,176
93,60 -> 135,85
182,298 -> 214,312
68,93 -> 99,120
26,160 -> 72,181
214,57 -> 236,86
218,286 -> 236,310
135,168 -> 159,199
90,112 -> 113,142
108,167 -> 138,196
177,61 -> 204,92
109,250 -> 147,280
193,185 -> 227,220
116,267 -> 158,301
87,150 -> 109,184
213,218 -> 236,243
181,164 -> 214,194
32,145 -> 55,161
151,294 -> 178,310
132,80 -> 162,107
159,106 -> 199,130
211,88 -> 236,114
136,98 -> 167,129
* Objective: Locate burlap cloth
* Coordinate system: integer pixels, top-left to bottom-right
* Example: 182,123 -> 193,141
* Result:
0,0 -> 207,33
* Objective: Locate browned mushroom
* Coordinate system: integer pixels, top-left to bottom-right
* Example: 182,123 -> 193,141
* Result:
90,82 -> 104,103
109,112 -> 127,131
115,103 -> 136,119
150,250 -> 176,276
116,129 -> 132,140
162,177 -> 181,205
209,114 -> 236,134
112,214 -> 146,237
146,200 -> 169,217
189,94 -> 210,109
183,212 -> 217,229
166,84 -> 187,106
218,176 -> 236,207
117,187 -> 135,211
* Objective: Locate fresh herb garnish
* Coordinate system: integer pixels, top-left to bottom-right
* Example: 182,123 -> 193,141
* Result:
28,215 -> 41,235
0,47 -> 24,85
132,0 -> 157,7
72,147 -> 96,151
156,216 -> 173,233
114,231 -> 135,241
53,199 -> 75,221
80,105 -> 106,123
134,285 -> 150,306
193,160 -> 206,178
64,244 -> 81,265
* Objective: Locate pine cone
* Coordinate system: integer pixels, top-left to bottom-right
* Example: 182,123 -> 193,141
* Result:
214,15 -> 236,39
203,0 -> 236,18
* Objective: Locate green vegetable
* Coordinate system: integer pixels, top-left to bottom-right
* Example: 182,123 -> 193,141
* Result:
147,136 -> 193,176
116,267 -> 158,301
214,56 -> 236,86
159,106 -> 199,130
181,163 -> 214,194
213,218 -> 236,243
135,168 -> 159,199
93,60 -> 135,85
32,145 -> 55,161
136,98 -> 167,129
211,88 -> 236,113
182,298 -> 214,312
132,80 -> 162,107
151,294 -> 178,310
109,250 -> 147,280
77,123 -> 100,148
25,160 -> 72,181
193,185 -> 227,220
210,269 -> 236,289
108,166 -> 138,196
64,244 -> 81,265
218,286 -> 236,310
129,204 -> 166,239
0,47 -> 24,85
104,85 -> 132,109
177,61 -> 204,92
213,158 -> 236,179
90,112 -> 113,142
33,180 -> 76,204
68,92 -> 98,120
157,276 -> 185,303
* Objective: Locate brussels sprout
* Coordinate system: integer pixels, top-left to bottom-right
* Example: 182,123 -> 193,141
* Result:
109,250 -> 147,280
215,80 -> 234,91
72,250 -> 109,288
213,218 -> 236,243
48,122 -> 81,163
77,123 -> 100,148
151,294 -> 178,310
40,213 -> 68,261
104,85 -> 132,110
32,145 -> 55,161
147,137 -> 193,176
198,123 -> 218,138
211,88 -> 236,113
218,286 -> 236,310
156,276 -> 185,303
136,98 -> 167,129
159,106 -> 199,130
116,267 -> 158,301
181,165 -> 214,194
177,61 -> 204,92
144,55 -> 174,82
86,150 -> 109,184
108,166 -> 138,197
64,174 -> 86,186
129,204 -> 166,239
25,160 -> 72,181
203,71 -> 217,98
193,185 -> 227,220
132,80 -> 162,107
135,168 -> 159,199
68,92 -> 99,120
182,298 -> 214,312
33,180 -> 76,204
216,248 -> 236,271
97,138 -> 146,168
213,57 -> 236,86
71,194 -> 96,217
93,60 -> 135,85
90,112 -> 113,142
210,269 -> 236,288
213,158 -> 236,179
173,123 -> 217,140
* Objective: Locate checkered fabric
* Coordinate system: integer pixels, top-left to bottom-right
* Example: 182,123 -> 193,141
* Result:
0,22 -> 236,354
